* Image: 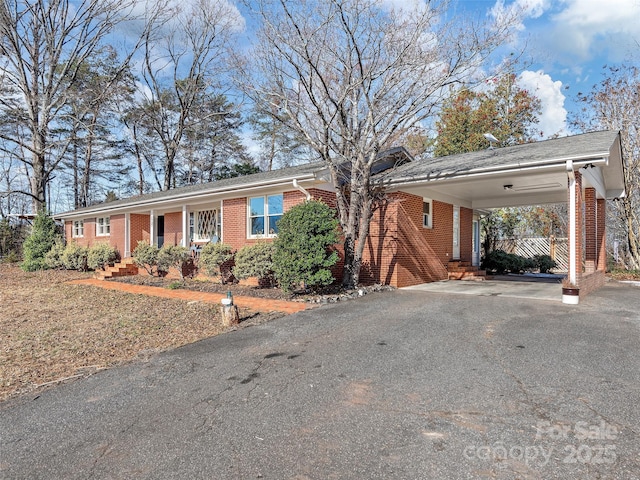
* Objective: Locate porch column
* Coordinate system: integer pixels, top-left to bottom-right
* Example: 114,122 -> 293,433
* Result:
124,213 -> 131,257
150,209 -> 155,247
584,187 -> 597,274
597,198 -> 606,271
182,205 -> 189,247
567,164 -> 583,286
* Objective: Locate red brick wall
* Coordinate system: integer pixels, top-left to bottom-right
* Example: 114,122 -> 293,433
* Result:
596,198 -> 606,271
222,197 -> 248,251
130,214 -> 150,249
584,187 -> 597,273
64,214 -> 125,257
360,192 -> 471,287
163,212 -> 183,246
108,214 -> 125,255
460,207 -> 473,262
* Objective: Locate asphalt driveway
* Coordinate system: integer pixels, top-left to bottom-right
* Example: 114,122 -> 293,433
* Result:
1,280 -> 639,479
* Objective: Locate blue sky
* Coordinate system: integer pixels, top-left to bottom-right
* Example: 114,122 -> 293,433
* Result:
234,0 -> 640,151
473,0 -> 640,138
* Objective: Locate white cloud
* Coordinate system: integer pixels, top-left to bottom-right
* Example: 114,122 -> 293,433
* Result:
490,0 -> 551,30
548,0 -> 640,62
517,70 -> 568,138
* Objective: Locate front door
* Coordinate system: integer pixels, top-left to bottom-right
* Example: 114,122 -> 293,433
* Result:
452,205 -> 460,260
157,215 -> 165,248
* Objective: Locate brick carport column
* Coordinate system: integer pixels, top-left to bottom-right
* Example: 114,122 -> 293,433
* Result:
596,198 -> 606,271
584,187 -> 597,274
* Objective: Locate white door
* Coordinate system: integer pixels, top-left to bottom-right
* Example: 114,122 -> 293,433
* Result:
453,205 -> 460,260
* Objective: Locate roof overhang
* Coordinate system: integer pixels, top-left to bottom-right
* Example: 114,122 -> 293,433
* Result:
384,131 -> 625,209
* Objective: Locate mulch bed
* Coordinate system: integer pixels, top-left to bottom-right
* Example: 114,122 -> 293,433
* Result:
113,274 -> 395,304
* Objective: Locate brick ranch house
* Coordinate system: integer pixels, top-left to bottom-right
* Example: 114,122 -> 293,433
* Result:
57,130 -> 625,296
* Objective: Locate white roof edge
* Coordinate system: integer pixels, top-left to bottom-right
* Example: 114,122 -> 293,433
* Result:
387,153 -> 610,186
56,172 -> 318,219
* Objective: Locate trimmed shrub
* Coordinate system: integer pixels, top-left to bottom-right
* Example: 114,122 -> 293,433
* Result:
481,249 -> 530,275
21,212 -> 61,271
87,243 -> 119,271
132,241 -> 159,275
199,242 -> 234,281
233,242 -> 275,282
273,200 -> 339,292
157,244 -> 191,279
61,243 -> 88,271
45,238 -> 66,269
531,254 -> 556,274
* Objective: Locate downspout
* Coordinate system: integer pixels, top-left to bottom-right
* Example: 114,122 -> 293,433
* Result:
566,160 -> 577,286
293,179 -> 311,201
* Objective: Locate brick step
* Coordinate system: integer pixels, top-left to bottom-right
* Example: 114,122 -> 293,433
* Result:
448,266 -> 482,273
448,260 -> 472,268
95,258 -> 138,280
448,271 -> 487,281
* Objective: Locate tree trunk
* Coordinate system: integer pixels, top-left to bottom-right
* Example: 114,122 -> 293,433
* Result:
623,197 -> 640,269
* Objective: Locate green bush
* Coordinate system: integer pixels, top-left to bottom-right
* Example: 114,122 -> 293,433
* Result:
21,212 -> 61,271
132,241 -> 159,275
61,243 -> 88,271
531,254 -> 556,274
481,249 -> 530,275
273,200 -> 340,292
87,243 -> 119,271
45,238 -> 66,269
232,242 -> 275,282
199,243 -> 234,280
157,244 -> 191,279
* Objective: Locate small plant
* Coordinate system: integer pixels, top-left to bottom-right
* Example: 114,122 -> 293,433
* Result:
45,238 -> 66,269
232,242 -> 275,283
157,244 -> 191,279
531,254 -> 556,274
167,281 -> 183,290
21,212 -> 61,271
273,200 -> 340,292
481,249 -> 530,275
87,243 -> 119,271
61,243 -> 89,271
199,242 -> 234,281
132,241 -> 159,275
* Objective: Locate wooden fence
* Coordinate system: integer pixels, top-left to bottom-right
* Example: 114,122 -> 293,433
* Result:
494,237 -> 568,272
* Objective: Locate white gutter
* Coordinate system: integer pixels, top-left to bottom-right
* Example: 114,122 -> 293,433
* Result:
566,160 -> 577,286
292,179 -> 311,201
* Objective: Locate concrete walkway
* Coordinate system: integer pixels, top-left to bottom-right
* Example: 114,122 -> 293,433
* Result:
403,277 -> 562,302
66,278 -> 313,315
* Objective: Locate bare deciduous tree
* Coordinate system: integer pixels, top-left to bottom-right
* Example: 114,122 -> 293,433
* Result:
573,64 -> 640,269
240,0 -> 520,287
133,0 -> 243,191
0,0 -> 150,212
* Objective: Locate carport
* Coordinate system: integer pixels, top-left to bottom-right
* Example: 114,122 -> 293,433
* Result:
386,130 -> 626,299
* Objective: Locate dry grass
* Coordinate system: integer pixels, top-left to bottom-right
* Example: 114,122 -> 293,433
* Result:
0,264 -> 237,402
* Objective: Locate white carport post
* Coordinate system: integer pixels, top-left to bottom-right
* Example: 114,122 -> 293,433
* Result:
150,209 -> 155,247
182,205 -> 189,247
124,213 -> 131,257
566,160 -> 577,286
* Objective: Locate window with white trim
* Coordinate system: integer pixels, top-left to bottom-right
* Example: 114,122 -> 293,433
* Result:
190,209 -> 219,242
96,216 -> 110,236
423,198 -> 433,228
73,220 -> 84,237
248,194 -> 283,237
